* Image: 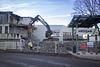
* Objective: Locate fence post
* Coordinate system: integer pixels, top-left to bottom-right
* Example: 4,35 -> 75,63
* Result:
20,39 -> 22,51
4,42 -> 6,50
55,42 -> 57,53
95,24 -> 98,55
37,42 -> 39,52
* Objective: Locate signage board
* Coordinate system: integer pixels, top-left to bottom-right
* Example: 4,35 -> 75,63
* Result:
87,42 -> 94,47
76,28 -> 98,35
80,44 -> 87,49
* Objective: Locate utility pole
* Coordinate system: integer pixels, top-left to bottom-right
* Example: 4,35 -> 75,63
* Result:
95,24 -> 98,55
76,23 -> 78,53
72,27 -> 76,53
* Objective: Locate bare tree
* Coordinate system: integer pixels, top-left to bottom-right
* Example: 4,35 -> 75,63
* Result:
72,0 -> 100,15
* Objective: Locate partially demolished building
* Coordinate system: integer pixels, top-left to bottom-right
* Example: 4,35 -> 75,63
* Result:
0,11 -> 36,50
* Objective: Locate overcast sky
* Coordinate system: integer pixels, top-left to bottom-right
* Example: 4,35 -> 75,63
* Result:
0,0 -> 74,26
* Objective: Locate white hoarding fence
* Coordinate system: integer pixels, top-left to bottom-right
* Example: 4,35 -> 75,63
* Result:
76,28 -> 98,35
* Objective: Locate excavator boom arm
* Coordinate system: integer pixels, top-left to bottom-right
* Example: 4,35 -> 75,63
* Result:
29,15 -> 52,37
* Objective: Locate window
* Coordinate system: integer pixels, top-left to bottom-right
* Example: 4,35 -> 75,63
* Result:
65,32 -> 67,35
63,32 -> 65,35
10,16 -> 13,23
66,32 -> 71,35
11,33 -> 13,37
70,33 -> 72,36
0,26 -> 2,33
17,34 -> 19,38
5,26 -> 8,33
14,34 -> 16,38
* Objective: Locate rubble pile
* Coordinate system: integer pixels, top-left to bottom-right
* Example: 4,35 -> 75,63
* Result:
33,41 -> 73,53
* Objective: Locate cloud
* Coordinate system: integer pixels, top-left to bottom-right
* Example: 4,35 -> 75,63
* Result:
45,14 -> 71,19
14,9 -> 39,17
35,17 -> 70,26
31,1 -> 56,5
0,0 -> 72,26
0,3 -> 29,10
35,14 -> 72,26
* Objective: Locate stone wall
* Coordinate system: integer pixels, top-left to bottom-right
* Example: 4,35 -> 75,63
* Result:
32,41 -> 73,54
31,41 -> 99,54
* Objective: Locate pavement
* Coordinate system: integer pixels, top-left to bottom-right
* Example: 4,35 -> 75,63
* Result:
68,51 -> 100,61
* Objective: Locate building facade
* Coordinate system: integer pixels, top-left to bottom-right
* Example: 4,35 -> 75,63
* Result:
33,25 -> 83,41
0,11 -> 35,50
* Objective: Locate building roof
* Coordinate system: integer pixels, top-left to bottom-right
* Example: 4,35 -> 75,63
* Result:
0,11 -> 13,14
68,15 -> 100,28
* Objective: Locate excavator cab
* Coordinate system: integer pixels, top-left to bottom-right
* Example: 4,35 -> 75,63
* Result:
44,30 -> 59,41
45,30 -> 52,37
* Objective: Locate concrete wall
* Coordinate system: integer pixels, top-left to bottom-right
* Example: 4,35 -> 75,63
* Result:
62,26 -> 72,32
33,25 -> 46,41
19,17 -> 33,25
0,33 -> 22,50
0,41 -> 22,50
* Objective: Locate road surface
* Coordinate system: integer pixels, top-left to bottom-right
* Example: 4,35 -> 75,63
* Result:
0,53 -> 100,67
